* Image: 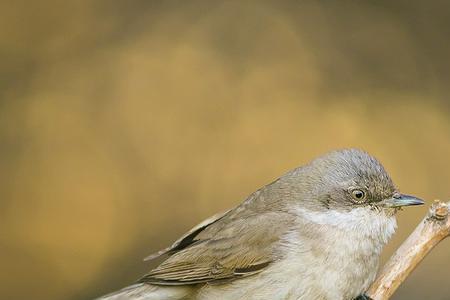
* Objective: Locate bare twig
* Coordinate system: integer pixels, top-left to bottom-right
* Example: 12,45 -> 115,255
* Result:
367,200 -> 450,300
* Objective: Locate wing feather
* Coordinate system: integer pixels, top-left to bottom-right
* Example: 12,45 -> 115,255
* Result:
143,210 -> 231,261
140,193 -> 295,285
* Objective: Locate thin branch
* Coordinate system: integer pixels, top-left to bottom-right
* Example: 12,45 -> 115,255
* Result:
367,200 -> 450,300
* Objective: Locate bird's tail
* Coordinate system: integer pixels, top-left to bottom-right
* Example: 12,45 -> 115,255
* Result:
96,283 -> 194,300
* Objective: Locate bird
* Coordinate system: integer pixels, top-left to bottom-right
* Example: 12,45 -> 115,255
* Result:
98,148 -> 424,300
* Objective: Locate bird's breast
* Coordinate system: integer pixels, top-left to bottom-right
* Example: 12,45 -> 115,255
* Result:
272,206 -> 398,299
198,208 -> 397,300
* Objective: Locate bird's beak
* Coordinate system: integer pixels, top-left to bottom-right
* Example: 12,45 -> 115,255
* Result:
379,194 -> 425,208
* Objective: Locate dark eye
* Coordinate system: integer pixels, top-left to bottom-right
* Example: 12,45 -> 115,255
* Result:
351,189 -> 366,202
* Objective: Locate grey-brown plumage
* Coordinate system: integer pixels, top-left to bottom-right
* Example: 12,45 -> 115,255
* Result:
98,149 -> 423,300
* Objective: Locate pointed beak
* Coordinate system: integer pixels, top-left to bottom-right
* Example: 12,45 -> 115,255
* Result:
379,194 -> 425,208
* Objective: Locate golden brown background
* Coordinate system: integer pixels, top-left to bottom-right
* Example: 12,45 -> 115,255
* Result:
1,1 -> 449,299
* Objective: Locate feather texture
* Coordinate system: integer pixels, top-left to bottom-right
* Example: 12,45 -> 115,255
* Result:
139,188 -> 296,285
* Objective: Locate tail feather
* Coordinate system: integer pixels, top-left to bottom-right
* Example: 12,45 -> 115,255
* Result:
96,283 -> 194,300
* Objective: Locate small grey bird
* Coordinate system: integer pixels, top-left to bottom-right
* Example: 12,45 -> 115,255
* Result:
99,149 -> 424,300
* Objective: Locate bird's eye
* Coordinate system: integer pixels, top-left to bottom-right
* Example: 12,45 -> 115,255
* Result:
351,189 -> 366,202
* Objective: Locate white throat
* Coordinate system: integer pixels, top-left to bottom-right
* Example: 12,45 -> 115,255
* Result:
295,206 -> 397,245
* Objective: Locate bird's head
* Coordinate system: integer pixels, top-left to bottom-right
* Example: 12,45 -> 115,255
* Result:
292,148 -> 424,215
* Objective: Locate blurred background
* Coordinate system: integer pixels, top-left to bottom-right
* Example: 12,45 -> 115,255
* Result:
1,1 -> 449,299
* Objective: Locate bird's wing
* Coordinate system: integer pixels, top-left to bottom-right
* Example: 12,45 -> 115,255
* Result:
140,192 -> 294,285
143,209 -> 232,261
